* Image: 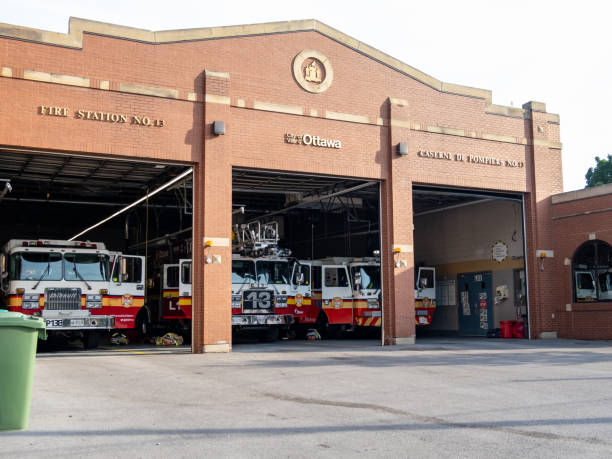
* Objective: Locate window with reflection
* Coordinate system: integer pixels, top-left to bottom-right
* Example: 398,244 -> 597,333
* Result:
572,240 -> 612,302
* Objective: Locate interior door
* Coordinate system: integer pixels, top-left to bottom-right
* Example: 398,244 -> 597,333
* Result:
458,272 -> 492,336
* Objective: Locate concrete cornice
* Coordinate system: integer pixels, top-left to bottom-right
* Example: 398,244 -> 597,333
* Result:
0,17 -> 496,102
552,182 -> 612,204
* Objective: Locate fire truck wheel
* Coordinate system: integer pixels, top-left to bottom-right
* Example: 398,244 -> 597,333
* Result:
260,326 -> 279,343
83,331 -> 99,349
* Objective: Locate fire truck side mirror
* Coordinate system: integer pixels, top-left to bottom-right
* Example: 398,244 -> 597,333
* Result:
296,271 -> 304,286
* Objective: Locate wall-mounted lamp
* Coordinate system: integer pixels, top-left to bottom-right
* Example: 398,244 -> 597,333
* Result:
204,240 -> 213,264
397,142 -> 409,155
393,247 -> 402,268
213,121 -> 226,135
536,250 -> 554,271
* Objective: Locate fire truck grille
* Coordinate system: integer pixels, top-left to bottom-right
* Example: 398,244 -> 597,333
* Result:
45,288 -> 82,310
242,289 -> 274,312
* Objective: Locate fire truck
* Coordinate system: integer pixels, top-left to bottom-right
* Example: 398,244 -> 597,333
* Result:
414,266 -> 436,325
290,256 -> 382,336
170,221 -> 295,341
0,239 -> 145,348
231,221 -> 295,340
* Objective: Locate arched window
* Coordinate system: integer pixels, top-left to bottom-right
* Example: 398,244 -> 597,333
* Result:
572,240 -> 612,303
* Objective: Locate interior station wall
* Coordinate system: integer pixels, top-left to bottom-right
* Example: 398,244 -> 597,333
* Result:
414,199 -> 525,331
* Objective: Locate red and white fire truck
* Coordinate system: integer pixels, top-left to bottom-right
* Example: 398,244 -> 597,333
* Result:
414,266 -> 436,325
168,221 -> 295,341
230,221 -> 295,340
0,239 -> 145,348
290,256 -> 382,335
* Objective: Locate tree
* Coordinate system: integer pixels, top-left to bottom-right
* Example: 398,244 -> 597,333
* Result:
585,154 -> 612,187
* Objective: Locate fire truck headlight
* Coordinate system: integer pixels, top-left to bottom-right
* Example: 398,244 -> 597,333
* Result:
87,294 -> 102,301
86,302 -> 102,309
23,294 -> 40,301
22,301 -> 40,309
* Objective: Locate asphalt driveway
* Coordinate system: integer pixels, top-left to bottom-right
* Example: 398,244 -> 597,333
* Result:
2,337 -> 612,458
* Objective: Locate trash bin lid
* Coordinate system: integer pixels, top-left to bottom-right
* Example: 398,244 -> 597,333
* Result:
0,310 -> 46,329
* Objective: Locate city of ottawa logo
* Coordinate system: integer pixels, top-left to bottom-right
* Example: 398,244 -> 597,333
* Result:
304,59 -> 323,83
293,50 -> 334,93
284,133 -> 341,149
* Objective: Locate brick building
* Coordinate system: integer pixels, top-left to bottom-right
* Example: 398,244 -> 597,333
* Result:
551,184 -> 612,339
0,17 -> 608,351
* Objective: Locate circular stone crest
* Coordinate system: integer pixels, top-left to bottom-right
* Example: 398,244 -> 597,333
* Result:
293,50 -> 334,93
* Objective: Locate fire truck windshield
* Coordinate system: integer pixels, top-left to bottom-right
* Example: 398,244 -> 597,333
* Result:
9,251 -> 109,281
351,265 -> 381,290
232,260 -> 255,284
64,254 -> 110,281
256,260 -> 289,285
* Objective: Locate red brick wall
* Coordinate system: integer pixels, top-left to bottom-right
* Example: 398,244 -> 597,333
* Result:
0,73 -> 198,163
552,193 -> 612,339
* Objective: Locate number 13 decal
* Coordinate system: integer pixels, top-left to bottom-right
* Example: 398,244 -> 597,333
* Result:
245,291 -> 272,308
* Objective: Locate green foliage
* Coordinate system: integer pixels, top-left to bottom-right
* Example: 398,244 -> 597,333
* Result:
585,154 -> 612,187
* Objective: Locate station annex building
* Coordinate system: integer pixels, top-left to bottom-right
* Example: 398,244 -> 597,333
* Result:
0,17 -> 610,352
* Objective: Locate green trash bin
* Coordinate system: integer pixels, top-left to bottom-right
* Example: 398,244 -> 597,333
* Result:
0,310 -> 46,430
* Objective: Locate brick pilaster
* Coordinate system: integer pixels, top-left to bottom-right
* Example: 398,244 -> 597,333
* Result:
382,97 -> 415,344
192,70 -> 232,353
523,101 -> 563,338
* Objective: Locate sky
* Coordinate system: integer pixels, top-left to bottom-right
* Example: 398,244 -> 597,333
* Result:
3,0 -> 610,191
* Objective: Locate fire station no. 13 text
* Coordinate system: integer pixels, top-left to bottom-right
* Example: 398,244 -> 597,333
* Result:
38,105 -> 165,127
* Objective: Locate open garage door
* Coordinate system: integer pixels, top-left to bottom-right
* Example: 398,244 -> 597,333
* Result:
412,185 -> 528,339
0,148 -> 194,350
232,168 -> 383,345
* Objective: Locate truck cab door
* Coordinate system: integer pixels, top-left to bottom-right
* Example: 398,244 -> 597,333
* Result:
162,264 -> 180,318
110,254 -> 145,309
0,253 -> 7,293
322,265 -> 352,323
415,267 -> 436,300
291,262 -> 311,296
415,267 -> 436,325
178,259 -> 192,317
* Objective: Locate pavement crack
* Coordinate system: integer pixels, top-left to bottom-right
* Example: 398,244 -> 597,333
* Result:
261,392 -> 608,446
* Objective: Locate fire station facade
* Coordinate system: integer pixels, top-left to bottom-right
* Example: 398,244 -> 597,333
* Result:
0,18 -> 610,351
